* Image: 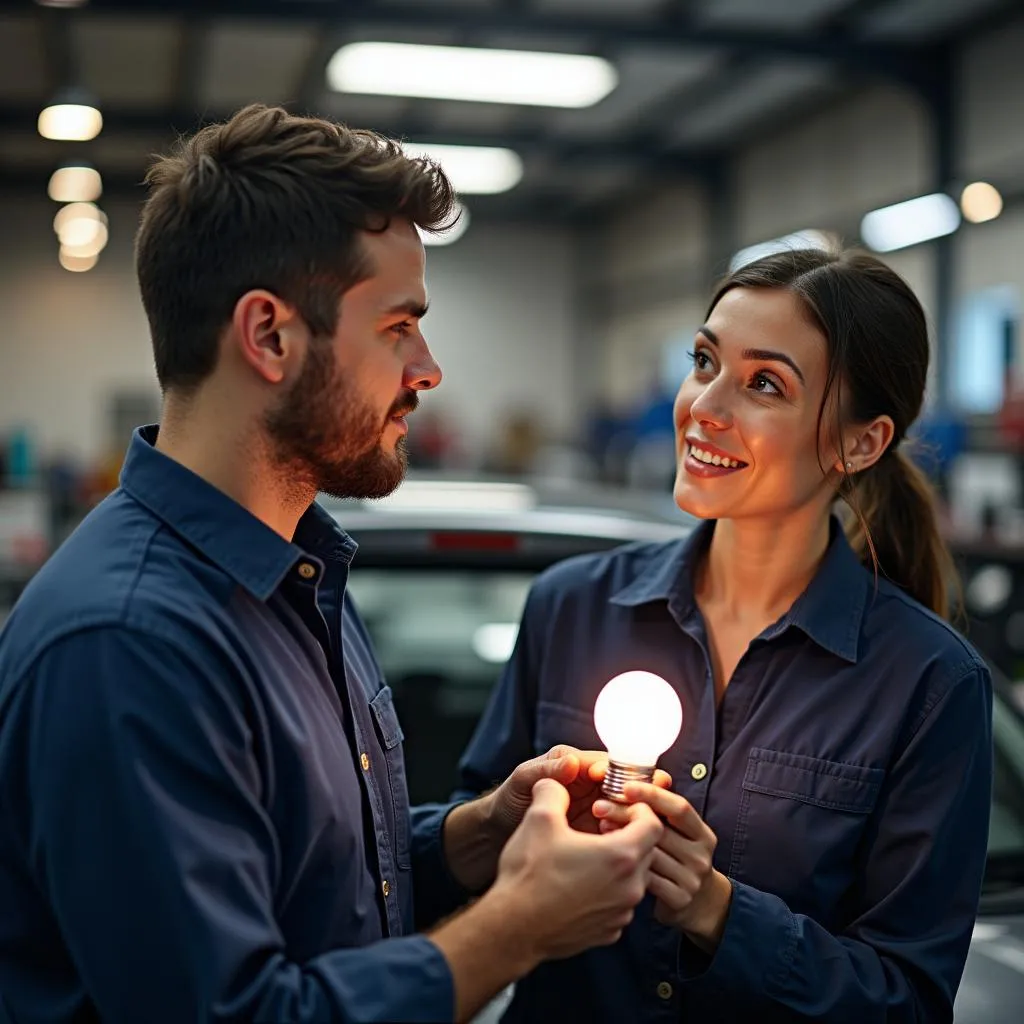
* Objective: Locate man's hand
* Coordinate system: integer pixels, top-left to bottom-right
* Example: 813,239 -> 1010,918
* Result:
492,778 -> 665,958
593,782 -> 732,952
487,745 -> 672,839
430,778 -> 665,1022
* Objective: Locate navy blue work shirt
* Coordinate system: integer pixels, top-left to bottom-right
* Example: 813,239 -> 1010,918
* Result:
457,519 -> 993,1023
0,426 -> 465,1023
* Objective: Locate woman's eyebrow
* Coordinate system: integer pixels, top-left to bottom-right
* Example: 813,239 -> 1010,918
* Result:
697,325 -> 805,385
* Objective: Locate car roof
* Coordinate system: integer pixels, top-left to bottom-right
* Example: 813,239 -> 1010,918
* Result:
318,473 -> 697,553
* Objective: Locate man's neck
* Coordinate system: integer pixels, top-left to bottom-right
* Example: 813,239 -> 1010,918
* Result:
156,394 -> 313,541
697,505 -> 832,624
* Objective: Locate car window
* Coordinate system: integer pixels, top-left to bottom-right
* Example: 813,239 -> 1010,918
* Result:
347,568 -> 535,803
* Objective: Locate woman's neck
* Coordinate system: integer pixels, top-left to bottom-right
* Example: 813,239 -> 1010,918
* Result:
697,505 -> 833,623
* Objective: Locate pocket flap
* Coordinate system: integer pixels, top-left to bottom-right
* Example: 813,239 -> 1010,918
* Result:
535,700 -> 601,753
370,686 -> 405,750
742,747 -> 884,814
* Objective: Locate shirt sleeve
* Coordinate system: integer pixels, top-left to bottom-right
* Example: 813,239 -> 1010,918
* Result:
678,657 -> 993,1023
409,802 -> 472,929
14,625 -> 455,1024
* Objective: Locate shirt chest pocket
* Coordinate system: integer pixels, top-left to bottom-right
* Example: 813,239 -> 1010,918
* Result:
534,700 -> 602,757
369,687 -> 412,870
728,748 -> 885,921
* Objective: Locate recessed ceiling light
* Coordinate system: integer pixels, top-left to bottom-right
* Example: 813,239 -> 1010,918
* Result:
960,182 -> 1003,224
328,42 -> 617,108
730,229 -> 835,272
419,202 -> 471,248
48,164 -> 103,203
58,248 -> 99,273
860,193 -> 961,252
404,143 -> 522,195
38,102 -> 103,142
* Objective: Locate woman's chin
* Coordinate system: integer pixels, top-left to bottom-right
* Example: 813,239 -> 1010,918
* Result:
674,477 -> 729,520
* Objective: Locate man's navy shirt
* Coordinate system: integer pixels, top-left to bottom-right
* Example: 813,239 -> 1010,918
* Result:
0,427 -> 463,1023
457,518 -> 994,1023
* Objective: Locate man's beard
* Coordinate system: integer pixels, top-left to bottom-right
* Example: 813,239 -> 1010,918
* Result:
264,339 -> 417,500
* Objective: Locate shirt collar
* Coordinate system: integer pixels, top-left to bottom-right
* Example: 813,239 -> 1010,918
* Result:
611,515 -> 868,663
120,425 -> 356,601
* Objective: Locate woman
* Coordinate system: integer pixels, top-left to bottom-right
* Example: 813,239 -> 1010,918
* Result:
456,249 -> 992,1022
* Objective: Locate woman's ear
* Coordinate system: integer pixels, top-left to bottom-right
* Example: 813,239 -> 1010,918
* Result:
844,415 -> 896,474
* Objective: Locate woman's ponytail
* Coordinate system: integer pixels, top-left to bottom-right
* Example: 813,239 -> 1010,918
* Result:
841,447 -> 960,620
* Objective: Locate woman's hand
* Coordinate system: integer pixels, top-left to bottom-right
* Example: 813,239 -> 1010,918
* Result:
489,747 -> 672,838
593,782 -> 733,952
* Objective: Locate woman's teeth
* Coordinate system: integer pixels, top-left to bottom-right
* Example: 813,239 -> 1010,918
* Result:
690,445 -> 742,469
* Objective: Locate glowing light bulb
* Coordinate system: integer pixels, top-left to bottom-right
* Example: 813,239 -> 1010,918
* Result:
594,671 -> 682,801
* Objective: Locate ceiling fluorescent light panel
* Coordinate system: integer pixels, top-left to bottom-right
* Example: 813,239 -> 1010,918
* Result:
327,42 -> 617,108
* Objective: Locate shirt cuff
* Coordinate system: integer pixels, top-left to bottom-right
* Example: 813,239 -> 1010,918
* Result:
410,801 -> 474,930
677,878 -> 798,1002
313,933 -> 455,1023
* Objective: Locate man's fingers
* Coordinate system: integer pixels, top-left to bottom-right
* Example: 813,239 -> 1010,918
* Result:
529,777 -> 571,818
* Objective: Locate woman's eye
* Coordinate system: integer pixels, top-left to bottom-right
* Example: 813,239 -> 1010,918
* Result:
752,372 -> 781,395
688,349 -> 712,372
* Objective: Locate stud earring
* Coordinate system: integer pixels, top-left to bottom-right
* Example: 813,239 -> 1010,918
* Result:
846,461 -> 854,473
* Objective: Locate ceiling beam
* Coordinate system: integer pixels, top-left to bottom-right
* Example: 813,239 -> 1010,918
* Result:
0,102 -> 718,176
2,0 -> 931,85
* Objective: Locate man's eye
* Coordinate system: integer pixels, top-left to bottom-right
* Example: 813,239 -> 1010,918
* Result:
390,321 -> 412,337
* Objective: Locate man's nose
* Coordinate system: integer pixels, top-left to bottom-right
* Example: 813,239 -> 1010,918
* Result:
404,336 -> 442,392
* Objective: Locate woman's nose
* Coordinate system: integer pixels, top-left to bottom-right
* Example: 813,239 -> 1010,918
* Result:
689,378 -> 733,430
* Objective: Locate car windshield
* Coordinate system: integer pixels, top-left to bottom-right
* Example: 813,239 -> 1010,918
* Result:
348,563 -> 1024,892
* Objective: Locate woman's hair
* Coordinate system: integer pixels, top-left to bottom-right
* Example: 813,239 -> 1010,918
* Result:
706,248 -> 959,620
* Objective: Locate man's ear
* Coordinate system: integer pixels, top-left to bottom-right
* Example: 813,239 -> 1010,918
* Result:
230,289 -> 307,385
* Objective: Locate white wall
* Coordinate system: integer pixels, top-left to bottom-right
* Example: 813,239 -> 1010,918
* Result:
958,14 -> 1024,185
734,85 -> 933,247
0,199 -> 579,465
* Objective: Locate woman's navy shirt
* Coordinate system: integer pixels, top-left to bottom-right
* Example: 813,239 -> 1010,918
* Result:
456,518 -> 993,1023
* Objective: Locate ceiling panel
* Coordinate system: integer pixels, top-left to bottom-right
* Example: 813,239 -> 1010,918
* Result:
73,16 -> 181,109
0,130 -> 62,165
198,21 -> 319,112
537,0 -> 667,16
340,22 -> 462,46
667,61 -> 835,147
88,132 -> 176,172
411,98 -> 528,136
862,0 -> 1010,38
693,0 -> 857,31
0,15 -> 49,102
547,48 -> 723,138
315,92 -> 414,129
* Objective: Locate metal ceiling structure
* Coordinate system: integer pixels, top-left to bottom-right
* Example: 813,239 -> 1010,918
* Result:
0,0 -> 1018,223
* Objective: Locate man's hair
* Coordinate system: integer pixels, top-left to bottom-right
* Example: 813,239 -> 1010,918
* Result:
135,103 -> 456,393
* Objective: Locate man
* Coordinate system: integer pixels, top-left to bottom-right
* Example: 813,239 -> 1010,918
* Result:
0,105 -> 663,1023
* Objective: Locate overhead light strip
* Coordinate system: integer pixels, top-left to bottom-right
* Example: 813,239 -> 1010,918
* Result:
327,42 -> 617,108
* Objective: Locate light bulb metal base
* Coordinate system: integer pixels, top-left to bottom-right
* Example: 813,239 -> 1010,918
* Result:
602,760 -> 655,802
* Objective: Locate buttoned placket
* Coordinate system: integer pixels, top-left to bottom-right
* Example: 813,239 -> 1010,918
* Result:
319,550 -> 405,939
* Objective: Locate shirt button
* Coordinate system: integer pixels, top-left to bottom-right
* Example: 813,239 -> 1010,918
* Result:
691,762 -> 708,781
297,562 -> 317,580
360,752 -> 370,771
382,879 -> 391,898
657,981 -> 673,1000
